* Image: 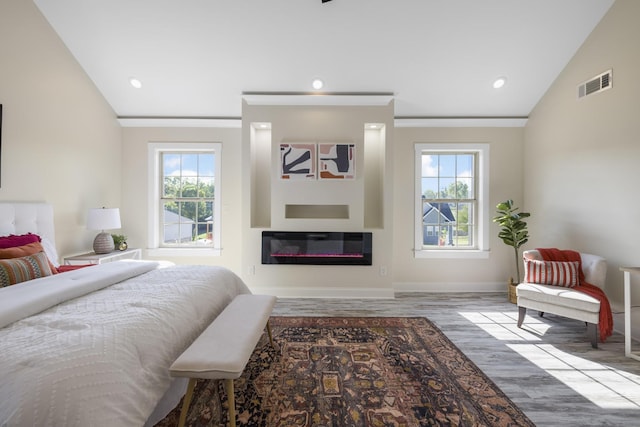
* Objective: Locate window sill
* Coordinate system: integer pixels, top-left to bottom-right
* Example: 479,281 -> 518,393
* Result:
147,248 -> 221,258
414,249 -> 490,259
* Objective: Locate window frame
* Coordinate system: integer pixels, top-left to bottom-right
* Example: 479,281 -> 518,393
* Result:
147,142 -> 222,257
414,143 -> 489,259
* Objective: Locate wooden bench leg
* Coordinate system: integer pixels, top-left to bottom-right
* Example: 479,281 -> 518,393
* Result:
224,379 -> 236,427
266,320 -> 275,348
177,378 -> 197,427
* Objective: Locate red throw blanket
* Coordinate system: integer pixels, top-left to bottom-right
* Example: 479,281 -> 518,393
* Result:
537,248 -> 613,342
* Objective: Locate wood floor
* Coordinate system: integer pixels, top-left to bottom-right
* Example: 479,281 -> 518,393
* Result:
272,293 -> 640,427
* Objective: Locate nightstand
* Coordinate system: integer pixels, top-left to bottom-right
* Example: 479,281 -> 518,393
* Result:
63,248 -> 142,265
621,267 -> 640,361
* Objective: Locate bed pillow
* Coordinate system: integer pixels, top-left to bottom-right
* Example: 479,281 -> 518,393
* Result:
0,242 -> 59,274
0,233 -> 41,249
40,236 -> 61,268
524,259 -> 579,288
0,241 -> 46,259
0,251 -> 55,287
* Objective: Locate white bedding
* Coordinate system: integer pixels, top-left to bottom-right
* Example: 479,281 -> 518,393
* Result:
0,261 -> 251,426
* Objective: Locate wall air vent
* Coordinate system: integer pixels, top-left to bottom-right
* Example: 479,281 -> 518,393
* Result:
578,69 -> 612,98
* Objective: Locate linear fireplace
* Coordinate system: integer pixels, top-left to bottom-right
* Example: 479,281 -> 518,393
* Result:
262,231 -> 372,265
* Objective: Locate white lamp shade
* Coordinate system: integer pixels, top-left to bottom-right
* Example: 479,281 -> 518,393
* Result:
87,208 -> 121,231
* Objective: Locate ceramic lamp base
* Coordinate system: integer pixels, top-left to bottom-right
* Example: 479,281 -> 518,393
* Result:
93,232 -> 115,254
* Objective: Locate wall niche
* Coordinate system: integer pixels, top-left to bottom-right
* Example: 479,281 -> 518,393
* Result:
248,116 -> 387,231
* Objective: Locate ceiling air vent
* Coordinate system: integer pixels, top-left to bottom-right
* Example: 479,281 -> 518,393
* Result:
578,69 -> 612,98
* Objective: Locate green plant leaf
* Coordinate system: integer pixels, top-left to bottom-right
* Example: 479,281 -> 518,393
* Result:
494,200 -> 531,281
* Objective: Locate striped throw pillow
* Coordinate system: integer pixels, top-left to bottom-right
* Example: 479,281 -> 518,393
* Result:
524,259 -> 579,288
0,251 -> 54,287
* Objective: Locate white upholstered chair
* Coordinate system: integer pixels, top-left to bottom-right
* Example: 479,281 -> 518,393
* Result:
516,249 -> 607,348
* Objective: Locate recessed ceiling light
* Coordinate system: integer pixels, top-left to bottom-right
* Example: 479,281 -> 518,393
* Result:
312,78 -> 324,90
129,77 -> 142,89
252,122 -> 271,130
493,76 -> 507,89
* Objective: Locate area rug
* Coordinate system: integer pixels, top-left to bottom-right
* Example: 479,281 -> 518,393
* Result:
156,317 -> 534,427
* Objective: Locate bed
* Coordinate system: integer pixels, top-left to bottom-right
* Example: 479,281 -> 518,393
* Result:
0,203 -> 252,426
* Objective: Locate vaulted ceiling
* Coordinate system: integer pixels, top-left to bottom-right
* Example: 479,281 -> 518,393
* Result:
34,0 -> 614,120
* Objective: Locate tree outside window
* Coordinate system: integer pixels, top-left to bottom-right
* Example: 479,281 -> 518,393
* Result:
161,152 -> 215,246
148,142 -> 222,255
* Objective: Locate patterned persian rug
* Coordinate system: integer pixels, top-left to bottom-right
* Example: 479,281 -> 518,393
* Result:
156,317 -> 534,427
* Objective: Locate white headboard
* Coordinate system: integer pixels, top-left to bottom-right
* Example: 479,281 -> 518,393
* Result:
0,202 -> 58,265
0,203 -> 55,243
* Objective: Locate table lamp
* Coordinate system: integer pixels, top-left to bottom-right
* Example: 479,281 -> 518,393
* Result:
87,207 -> 121,254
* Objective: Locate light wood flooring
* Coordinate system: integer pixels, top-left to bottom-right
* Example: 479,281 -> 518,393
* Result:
272,293 -> 640,427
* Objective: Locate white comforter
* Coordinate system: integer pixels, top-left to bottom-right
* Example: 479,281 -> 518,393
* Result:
0,261 -> 251,427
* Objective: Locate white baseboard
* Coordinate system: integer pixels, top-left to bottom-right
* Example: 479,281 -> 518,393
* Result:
393,281 -> 506,293
247,286 -> 395,299
612,309 -> 640,342
247,282 -> 505,298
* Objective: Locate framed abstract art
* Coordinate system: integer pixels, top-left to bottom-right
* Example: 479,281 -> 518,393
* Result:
280,143 -> 316,179
318,143 -> 355,179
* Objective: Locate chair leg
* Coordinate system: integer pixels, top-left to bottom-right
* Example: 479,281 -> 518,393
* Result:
587,323 -> 598,349
517,306 -> 526,328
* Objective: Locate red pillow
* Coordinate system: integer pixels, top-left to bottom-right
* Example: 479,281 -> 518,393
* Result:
0,242 -> 45,259
0,242 -> 58,275
0,252 -> 54,287
57,264 -> 94,273
524,259 -> 579,288
0,233 -> 41,249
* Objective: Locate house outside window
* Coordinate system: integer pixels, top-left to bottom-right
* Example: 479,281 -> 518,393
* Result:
147,142 -> 222,256
414,143 -> 489,259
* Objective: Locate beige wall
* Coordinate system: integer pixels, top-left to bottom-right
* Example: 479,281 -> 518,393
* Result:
121,117 -> 526,297
524,0 -> 640,311
240,102 -> 395,297
4,0 -> 637,314
121,127 -> 244,274
392,127 -> 525,291
0,0 -> 121,260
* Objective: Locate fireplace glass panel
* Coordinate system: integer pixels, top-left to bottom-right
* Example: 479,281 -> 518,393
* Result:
262,231 -> 372,265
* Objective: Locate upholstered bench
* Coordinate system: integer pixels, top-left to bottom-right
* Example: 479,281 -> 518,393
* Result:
516,250 -> 607,348
169,294 -> 277,427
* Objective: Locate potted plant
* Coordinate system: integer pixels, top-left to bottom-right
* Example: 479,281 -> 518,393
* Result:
111,233 -> 128,251
493,200 -> 530,302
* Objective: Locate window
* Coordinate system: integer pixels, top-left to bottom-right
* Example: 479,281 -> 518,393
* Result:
414,143 -> 489,259
148,142 -> 222,256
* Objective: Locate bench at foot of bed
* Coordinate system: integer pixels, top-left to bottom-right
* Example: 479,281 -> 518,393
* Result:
169,294 -> 277,427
